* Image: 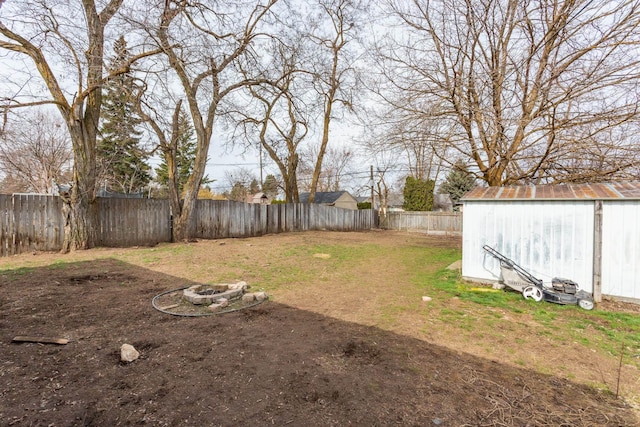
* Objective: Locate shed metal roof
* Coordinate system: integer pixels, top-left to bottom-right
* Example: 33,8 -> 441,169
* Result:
461,182 -> 640,201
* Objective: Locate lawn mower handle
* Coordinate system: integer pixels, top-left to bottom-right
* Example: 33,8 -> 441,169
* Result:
482,245 -> 544,287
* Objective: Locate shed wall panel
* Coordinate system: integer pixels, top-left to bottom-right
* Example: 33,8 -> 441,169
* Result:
462,201 -> 594,290
602,202 -> 640,299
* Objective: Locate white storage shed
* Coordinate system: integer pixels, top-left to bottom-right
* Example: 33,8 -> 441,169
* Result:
461,182 -> 640,303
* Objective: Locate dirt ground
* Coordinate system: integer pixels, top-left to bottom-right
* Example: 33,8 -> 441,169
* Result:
0,231 -> 638,426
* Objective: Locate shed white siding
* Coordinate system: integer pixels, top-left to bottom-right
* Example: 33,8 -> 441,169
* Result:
462,201 -> 594,291
602,202 -> 640,300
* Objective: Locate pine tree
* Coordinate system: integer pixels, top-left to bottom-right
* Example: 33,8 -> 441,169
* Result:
262,174 -> 279,199
98,36 -> 151,195
439,160 -> 476,209
155,109 -> 203,195
249,179 -> 261,195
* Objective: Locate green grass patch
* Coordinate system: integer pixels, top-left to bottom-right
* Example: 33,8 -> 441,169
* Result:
411,260 -> 640,367
49,260 -> 72,269
0,266 -> 36,277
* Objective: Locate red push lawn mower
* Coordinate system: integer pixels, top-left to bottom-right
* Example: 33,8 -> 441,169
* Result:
483,245 -> 594,310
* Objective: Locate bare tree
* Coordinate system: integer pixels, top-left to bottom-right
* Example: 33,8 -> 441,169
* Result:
306,0 -> 363,202
132,0 -> 278,240
229,0 -> 365,204
233,36 -> 308,203
135,94 -> 185,212
358,132 -> 403,215
299,145 -> 354,192
223,167 -> 258,202
369,108 -> 450,182
0,111 -> 72,193
379,0 -> 640,186
0,1 -> 159,250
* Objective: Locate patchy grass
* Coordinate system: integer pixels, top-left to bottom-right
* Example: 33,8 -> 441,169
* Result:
0,231 -> 638,409
0,266 -> 37,277
411,262 -> 640,369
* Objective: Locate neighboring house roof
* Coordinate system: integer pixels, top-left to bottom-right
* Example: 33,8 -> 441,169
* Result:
299,191 -> 356,204
248,192 -> 270,204
462,182 -> 640,201
52,182 -> 71,196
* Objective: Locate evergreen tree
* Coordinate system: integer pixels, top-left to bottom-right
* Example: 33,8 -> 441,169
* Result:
249,179 -> 261,195
262,174 -> 279,199
402,176 -> 435,211
155,109 -> 209,195
98,35 -> 151,194
439,161 -> 476,209
228,182 -> 249,202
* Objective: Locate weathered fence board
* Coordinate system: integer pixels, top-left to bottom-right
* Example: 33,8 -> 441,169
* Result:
97,198 -> 171,247
382,211 -> 462,235
194,201 -> 374,239
0,194 -> 64,256
0,194 -> 374,256
0,195 -> 14,256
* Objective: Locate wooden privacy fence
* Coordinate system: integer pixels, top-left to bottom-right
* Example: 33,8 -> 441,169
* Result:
0,194 -> 374,256
0,194 -> 65,256
193,200 -> 375,239
381,211 -> 462,235
98,198 -> 172,247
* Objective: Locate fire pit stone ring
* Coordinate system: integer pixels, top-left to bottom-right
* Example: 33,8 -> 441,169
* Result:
183,281 -> 248,305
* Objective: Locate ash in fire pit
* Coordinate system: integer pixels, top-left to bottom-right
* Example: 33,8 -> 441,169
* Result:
196,289 -> 223,296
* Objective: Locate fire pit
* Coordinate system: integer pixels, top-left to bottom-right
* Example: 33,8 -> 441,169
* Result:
182,282 -> 247,305
152,281 -> 268,316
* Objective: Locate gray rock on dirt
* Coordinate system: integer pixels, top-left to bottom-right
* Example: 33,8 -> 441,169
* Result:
120,344 -> 140,363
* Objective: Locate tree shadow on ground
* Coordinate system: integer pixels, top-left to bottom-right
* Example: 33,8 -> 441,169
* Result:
0,258 -> 635,426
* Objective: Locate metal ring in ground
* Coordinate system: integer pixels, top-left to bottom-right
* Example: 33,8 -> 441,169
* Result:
151,286 -> 266,317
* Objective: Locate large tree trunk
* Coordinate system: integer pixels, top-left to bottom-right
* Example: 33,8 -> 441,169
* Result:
172,189 -> 197,242
282,153 -> 299,203
61,120 -> 99,251
172,207 -> 190,242
0,1 -> 124,252
61,189 -> 98,252
58,5 -> 104,252
309,100 -> 332,204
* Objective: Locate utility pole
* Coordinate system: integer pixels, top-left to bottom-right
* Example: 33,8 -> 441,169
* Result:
370,165 -> 375,226
259,144 -> 263,187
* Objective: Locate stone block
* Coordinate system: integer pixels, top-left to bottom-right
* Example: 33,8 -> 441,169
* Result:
255,292 -> 268,301
228,281 -> 248,291
208,303 -> 224,312
183,288 -> 215,305
242,293 -> 256,302
210,288 -> 242,302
